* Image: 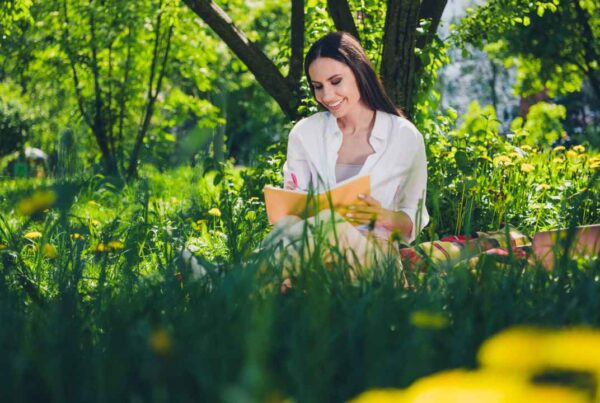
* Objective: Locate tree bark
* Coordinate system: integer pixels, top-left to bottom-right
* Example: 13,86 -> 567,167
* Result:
381,0 -> 421,116
414,0 -> 448,77
182,0 -> 298,118
326,0 -> 359,41
288,0 -> 304,89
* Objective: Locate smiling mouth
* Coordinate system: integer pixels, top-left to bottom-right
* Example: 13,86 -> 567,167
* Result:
326,99 -> 344,110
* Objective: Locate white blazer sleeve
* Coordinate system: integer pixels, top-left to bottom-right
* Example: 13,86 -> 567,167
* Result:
282,122 -> 311,191
393,132 -> 429,243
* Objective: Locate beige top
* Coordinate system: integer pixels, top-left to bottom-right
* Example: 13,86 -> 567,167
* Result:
335,163 -> 363,183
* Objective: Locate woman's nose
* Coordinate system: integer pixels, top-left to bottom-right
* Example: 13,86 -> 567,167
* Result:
320,86 -> 335,102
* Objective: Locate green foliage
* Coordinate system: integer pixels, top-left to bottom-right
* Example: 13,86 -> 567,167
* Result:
510,102 -> 567,146
455,0 -> 600,99
0,99 -> 30,157
0,163 -> 598,401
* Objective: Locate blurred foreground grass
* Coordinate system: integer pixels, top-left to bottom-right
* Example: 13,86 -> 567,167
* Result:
0,163 -> 598,402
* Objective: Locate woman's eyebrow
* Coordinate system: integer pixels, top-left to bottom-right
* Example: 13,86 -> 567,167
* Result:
311,74 -> 342,84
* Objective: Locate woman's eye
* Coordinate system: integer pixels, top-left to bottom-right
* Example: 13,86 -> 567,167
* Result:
314,85 -> 323,90
331,79 -> 342,85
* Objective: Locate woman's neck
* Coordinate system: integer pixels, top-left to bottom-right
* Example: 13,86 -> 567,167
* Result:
336,104 -> 376,136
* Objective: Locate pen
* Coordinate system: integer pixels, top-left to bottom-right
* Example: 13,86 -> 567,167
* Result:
291,173 -> 299,188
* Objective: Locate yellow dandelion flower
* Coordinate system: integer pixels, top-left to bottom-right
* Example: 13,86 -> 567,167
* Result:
410,310 -> 450,330
16,189 -> 56,216
572,145 -> 585,153
42,243 -> 59,259
493,155 -> 511,166
149,328 -> 171,355
591,161 -> 600,169
510,151 -> 524,160
551,157 -> 564,165
107,240 -> 124,251
544,328 -> 600,372
169,197 -> 180,205
70,233 -> 85,240
91,219 -> 101,227
349,389 -> 406,403
553,145 -> 566,152
520,145 -> 533,152
94,243 -> 107,253
520,163 -> 534,173
478,327 -> 547,372
0,244 -> 7,251
24,231 -> 43,240
208,207 -> 222,217
566,150 -> 578,159
537,184 -> 551,191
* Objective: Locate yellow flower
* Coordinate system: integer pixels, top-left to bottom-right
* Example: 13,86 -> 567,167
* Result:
520,163 -> 534,173
208,207 -> 222,217
70,233 -> 85,240
169,197 -> 180,205
149,328 -> 171,355
537,184 -> 551,191
24,231 -> 43,240
16,190 -> 56,216
591,161 -> 600,170
0,244 -> 7,251
572,145 -> 585,153
510,151 -> 524,160
410,310 -> 450,330
553,145 -> 566,152
94,243 -> 107,253
566,150 -> 578,159
107,240 -> 124,250
551,157 -> 564,165
544,328 -> 600,372
493,155 -> 511,166
520,145 -> 533,153
42,243 -> 59,259
478,327 -> 547,372
349,389 -> 406,403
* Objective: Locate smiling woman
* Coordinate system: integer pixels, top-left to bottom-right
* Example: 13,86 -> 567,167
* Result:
262,32 -> 429,280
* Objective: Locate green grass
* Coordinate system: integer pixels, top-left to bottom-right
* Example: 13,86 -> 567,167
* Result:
0,159 -> 598,402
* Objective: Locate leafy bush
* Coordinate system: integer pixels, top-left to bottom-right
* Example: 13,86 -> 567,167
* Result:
510,102 -> 567,146
0,101 -> 29,157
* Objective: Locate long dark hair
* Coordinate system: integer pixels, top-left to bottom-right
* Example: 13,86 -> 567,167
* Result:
304,32 -> 403,117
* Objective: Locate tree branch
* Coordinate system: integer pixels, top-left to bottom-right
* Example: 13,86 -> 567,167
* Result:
287,0 -> 304,88
182,0 -> 297,117
414,0 -> 448,77
326,0 -> 359,41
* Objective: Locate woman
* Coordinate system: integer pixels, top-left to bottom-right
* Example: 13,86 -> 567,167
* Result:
265,32 -> 429,275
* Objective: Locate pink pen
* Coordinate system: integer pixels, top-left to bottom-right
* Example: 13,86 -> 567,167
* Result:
291,173 -> 299,188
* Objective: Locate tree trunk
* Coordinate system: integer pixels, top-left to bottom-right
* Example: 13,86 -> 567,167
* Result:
414,0 -> 448,77
182,0 -> 299,118
326,0 -> 360,40
380,0 -> 421,117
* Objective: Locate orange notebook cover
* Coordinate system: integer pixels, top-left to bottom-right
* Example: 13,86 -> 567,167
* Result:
263,175 -> 371,225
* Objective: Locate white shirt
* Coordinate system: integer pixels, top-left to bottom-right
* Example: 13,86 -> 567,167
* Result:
283,110 -> 429,243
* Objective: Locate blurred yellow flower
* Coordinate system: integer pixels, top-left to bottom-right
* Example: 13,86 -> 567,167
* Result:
169,197 -> 180,205
544,328 -> 600,372
537,184 -> 551,191
510,151 -> 524,160
107,240 -> 124,251
591,162 -> 600,170
410,310 -> 450,330
16,190 -> 56,216
70,233 -> 85,240
478,327 -> 546,372
572,145 -> 585,153
208,208 -> 222,217
149,328 -> 171,355
93,243 -> 107,253
553,145 -> 566,152
520,163 -> 534,173
493,155 -> 511,166
0,244 -> 7,251
551,157 -> 564,165
349,389 -> 406,403
42,243 -> 59,259
24,231 -> 43,240
566,150 -> 578,159
520,145 -> 533,153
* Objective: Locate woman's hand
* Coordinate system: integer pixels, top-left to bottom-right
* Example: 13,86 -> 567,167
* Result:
340,194 -> 413,238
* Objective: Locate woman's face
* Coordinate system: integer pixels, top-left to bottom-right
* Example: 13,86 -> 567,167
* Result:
308,57 -> 363,118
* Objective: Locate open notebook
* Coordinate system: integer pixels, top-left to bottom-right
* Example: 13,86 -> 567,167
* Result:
263,175 -> 370,224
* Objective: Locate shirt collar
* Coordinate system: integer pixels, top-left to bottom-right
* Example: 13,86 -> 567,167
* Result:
324,110 -> 390,142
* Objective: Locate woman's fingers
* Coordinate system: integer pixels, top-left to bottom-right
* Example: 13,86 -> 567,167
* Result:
357,193 -> 381,207
284,180 -> 298,190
